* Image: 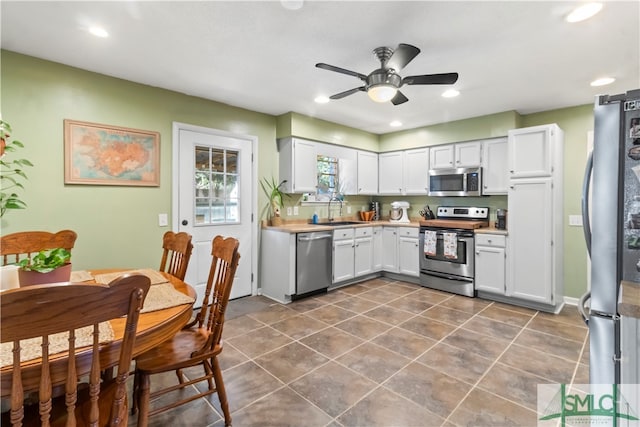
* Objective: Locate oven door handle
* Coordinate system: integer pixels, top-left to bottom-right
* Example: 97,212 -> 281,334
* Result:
422,270 -> 473,283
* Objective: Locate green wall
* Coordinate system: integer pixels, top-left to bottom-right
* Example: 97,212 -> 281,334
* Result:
379,110 -> 520,151
1,50 -> 275,271
1,50 -> 593,299
278,112 -> 379,151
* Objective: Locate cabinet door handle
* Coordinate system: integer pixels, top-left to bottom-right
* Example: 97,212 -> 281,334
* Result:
487,239 -> 492,243
476,251 -> 480,255
510,185 -> 515,189
509,170 -> 514,174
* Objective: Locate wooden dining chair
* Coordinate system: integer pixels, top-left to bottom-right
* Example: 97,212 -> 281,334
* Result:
0,274 -> 150,427
158,231 -> 193,281
0,229 -> 78,266
132,235 -> 240,427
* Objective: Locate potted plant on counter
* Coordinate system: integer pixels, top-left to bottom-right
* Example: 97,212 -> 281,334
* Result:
18,248 -> 72,286
260,177 -> 289,226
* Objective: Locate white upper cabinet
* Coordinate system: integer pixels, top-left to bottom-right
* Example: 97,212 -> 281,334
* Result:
430,141 -> 481,170
278,137 -> 317,193
378,148 -> 429,195
481,137 -> 508,195
508,125 -> 558,178
429,145 -> 455,169
357,151 -> 379,195
454,141 -> 482,168
404,148 -> 430,194
378,151 -> 404,194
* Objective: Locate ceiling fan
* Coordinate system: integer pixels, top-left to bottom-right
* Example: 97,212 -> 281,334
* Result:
316,43 -> 458,106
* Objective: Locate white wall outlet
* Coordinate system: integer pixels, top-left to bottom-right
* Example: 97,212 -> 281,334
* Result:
293,206 -> 299,216
158,213 -> 168,227
286,207 -> 293,216
569,215 -> 583,226
347,206 -> 352,214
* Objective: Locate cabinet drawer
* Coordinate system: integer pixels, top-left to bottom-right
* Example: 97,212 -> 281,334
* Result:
397,227 -> 419,238
355,227 -> 373,238
475,234 -> 506,247
333,228 -> 355,241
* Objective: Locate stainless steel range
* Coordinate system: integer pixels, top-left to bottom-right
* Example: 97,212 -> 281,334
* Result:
419,206 -> 489,297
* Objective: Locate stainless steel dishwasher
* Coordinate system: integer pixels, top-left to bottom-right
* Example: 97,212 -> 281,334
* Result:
295,231 -> 332,299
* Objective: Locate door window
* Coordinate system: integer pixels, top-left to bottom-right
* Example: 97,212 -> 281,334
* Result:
194,146 -> 239,225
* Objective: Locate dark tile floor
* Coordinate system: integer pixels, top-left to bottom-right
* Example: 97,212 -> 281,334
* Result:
129,277 -> 589,427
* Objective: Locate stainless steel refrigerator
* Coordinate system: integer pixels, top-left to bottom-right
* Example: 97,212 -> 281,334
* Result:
581,89 -> 640,385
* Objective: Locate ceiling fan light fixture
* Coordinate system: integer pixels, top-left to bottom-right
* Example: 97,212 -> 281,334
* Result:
368,84 -> 397,103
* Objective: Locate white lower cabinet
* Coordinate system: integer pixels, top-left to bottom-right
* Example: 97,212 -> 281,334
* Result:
507,178 -> 555,304
474,233 -> 507,295
382,227 -> 398,272
398,228 -> 419,277
372,226 -> 383,272
332,227 -> 373,284
354,228 -> 373,277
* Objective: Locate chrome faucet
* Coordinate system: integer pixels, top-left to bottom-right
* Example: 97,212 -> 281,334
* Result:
328,196 -> 343,222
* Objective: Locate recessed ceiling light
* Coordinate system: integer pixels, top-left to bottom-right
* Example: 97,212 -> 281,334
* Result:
314,96 -> 330,104
89,26 -> 109,38
591,77 -> 616,87
442,89 -> 460,98
281,0 -> 304,10
390,120 -> 402,127
566,3 -> 603,23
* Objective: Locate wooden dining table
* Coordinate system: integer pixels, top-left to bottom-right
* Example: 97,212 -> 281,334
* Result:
0,269 -> 196,396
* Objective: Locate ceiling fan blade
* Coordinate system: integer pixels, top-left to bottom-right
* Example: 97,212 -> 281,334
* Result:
391,91 -> 409,105
316,63 -> 367,81
330,86 -> 366,100
403,72 -> 459,85
384,44 -> 420,71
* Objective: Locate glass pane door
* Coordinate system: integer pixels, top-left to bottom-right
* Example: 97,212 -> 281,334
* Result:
194,146 -> 240,225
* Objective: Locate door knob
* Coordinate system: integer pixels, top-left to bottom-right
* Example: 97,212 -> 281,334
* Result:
182,220 -> 188,226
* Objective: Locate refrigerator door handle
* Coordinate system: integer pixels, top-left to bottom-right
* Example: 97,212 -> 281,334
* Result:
581,150 -> 593,256
578,291 -> 591,325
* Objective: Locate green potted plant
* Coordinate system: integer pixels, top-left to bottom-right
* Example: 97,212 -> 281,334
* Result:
18,248 -> 72,286
260,177 -> 289,226
0,120 -> 33,218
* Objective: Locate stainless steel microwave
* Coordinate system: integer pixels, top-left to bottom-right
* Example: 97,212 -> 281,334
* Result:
428,167 -> 482,197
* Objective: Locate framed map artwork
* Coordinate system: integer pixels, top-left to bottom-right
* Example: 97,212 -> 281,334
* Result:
64,119 -> 160,186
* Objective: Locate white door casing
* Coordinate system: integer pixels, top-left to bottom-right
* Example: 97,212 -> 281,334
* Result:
173,122 -> 257,304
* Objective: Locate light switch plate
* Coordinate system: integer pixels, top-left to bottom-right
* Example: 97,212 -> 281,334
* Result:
286,207 -> 292,216
293,206 -> 299,216
569,215 -> 583,226
158,213 -> 168,227
347,206 -> 352,214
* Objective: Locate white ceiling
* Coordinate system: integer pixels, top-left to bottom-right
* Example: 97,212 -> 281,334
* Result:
2,1 -> 639,135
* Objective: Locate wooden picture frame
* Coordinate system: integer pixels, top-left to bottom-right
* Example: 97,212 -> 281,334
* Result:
64,119 -> 160,186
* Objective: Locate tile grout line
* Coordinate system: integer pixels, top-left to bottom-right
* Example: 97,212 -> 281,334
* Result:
441,308 -> 543,425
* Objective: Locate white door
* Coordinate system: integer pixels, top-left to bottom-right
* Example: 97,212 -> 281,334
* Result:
176,126 -> 255,303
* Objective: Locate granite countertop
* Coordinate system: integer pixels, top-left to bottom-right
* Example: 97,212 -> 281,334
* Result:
263,218 -> 420,233
619,280 -> 640,319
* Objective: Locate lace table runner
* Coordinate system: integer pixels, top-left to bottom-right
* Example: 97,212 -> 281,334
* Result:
0,322 -> 114,368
